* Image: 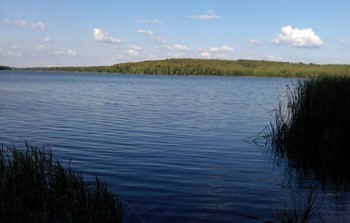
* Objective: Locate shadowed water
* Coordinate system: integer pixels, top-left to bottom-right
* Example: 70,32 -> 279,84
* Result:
0,71 -> 349,222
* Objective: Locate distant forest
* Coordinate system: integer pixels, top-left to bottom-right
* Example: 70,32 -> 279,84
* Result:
0,65 -> 11,71
21,59 -> 350,78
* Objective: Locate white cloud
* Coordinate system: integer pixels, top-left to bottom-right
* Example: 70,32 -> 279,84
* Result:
157,44 -> 191,51
189,11 -> 221,20
341,39 -> 350,47
173,44 -> 191,51
35,45 -> 45,51
215,53 -> 226,59
272,25 -> 323,48
53,50 -> 65,55
200,52 -> 211,58
166,53 -> 182,58
137,29 -> 167,44
93,28 -> 121,44
115,45 -> 144,61
265,55 -> 287,62
124,45 -> 143,57
209,45 -> 233,53
335,60 -> 343,64
43,37 -> 52,42
137,29 -> 153,35
0,47 -> 23,57
153,37 -> 167,44
152,19 -> 163,24
34,22 -> 45,30
200,51 -> 227,59
249,39 -> 260,46
4,19 -> 45,30
199,45 -> 234,59
53,49 -> 77,56
67,49 -> 77,56
129,45 -> 142,51
136,19 -> 163,24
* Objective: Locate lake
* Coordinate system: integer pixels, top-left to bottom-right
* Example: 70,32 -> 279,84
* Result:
0,71 -> 349,222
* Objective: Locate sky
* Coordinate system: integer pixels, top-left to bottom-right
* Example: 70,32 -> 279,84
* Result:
1,0 -> 350,67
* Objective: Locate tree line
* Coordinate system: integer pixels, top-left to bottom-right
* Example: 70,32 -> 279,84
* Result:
0,65 -> 12,70
23,59 -> 350,78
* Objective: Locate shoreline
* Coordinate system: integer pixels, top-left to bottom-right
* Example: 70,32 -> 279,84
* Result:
4,58 -> 350,78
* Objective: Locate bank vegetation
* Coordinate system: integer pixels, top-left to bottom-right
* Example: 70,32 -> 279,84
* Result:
23,59 -> 350,78
266,76 -> 350,184
0,143 -> 123,223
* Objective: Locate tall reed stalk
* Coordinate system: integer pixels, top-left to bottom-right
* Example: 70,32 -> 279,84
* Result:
0,143 -> 123,223
266,76 -> 350,179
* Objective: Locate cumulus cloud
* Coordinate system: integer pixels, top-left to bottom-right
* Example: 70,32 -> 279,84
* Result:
43,37 -> 52,42
199,45 -> 233,59
136,19 -> 163,24
200,52 -> 212,58
137,29 -> 153,35
249,39 -> 260,46
53,49 -> 77,56
272,25 -> 323,48
116,45 -> 143,59
189,11 -> 221,20
173,44 -> 191,51
209,45 -> 233,53
125,45 -> 143,56
153,37 -> 167,44
67,49 -> 77,56
200,51 -> 227,59
35,45 -> 45,51
93,28 -> 121,44
0,47 -> 23,57
53,50 -> 65,55
4,19 -> 45,30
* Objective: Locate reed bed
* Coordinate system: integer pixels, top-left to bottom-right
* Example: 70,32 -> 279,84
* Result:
0,143 -> 123,223
266,76 -> 350,180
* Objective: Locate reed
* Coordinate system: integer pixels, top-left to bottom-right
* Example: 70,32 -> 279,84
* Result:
271,187 -> 323,223
0,143 -> 123,223
266,76 -> 350,180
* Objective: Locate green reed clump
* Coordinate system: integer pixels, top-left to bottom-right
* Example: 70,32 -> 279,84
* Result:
267,76 -> 350,178
0,143 -> 123,223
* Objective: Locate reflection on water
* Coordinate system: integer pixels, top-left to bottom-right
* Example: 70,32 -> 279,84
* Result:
0,71 -> 349,222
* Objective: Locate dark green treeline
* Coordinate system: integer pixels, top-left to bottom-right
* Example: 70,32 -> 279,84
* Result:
25,59 -> 350,78
0,65 -> 12,70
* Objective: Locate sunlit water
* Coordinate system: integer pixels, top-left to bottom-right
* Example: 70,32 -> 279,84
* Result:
0,71 -> 349,222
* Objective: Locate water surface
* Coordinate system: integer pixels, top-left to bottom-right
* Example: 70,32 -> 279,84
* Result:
0,71 -> 349,222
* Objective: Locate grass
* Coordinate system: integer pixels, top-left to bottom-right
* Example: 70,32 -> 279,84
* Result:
0,143 -> 123,223
271,187 -> 323,223
240,186 -> 323,223
266,76 -> 350,181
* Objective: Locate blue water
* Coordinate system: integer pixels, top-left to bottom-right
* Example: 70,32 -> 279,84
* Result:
0,71 -> 349,222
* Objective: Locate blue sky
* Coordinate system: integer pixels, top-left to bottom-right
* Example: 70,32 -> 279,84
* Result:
1,0 -> 350,67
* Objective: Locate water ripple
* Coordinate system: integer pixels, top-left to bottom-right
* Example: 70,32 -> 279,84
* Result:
0,71 -> 349,222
